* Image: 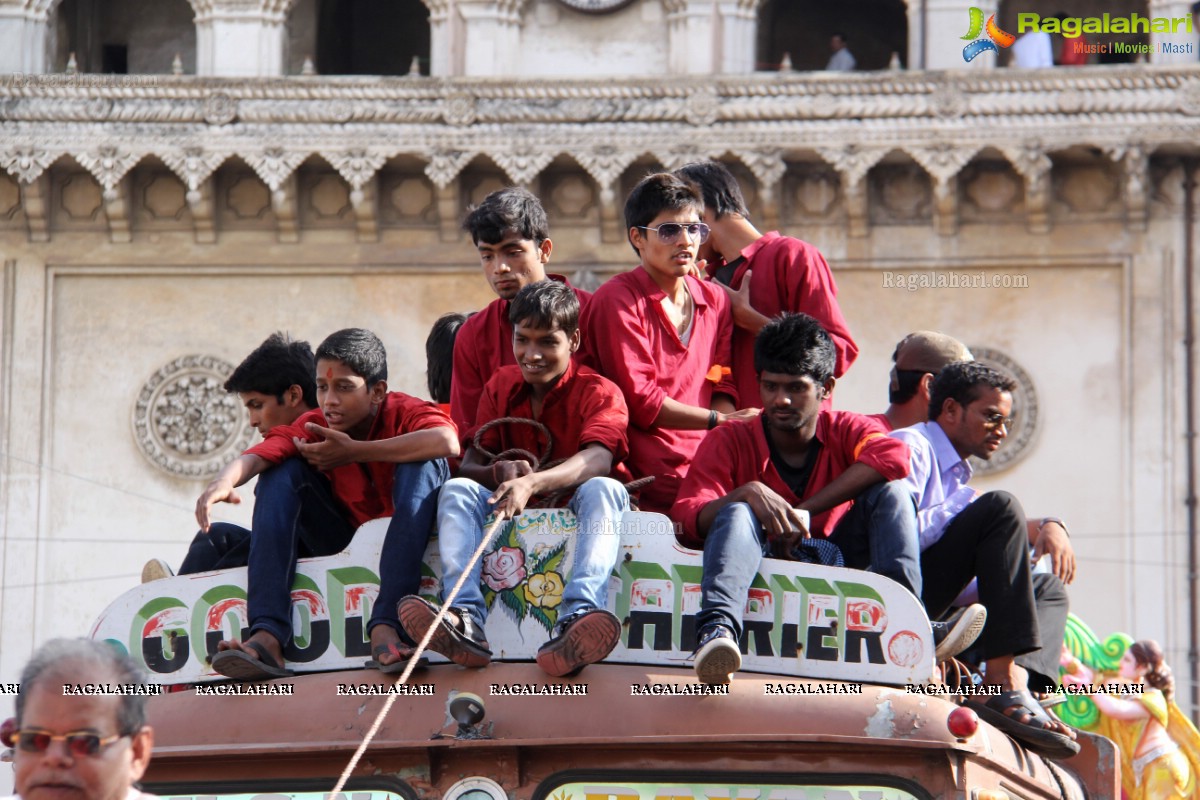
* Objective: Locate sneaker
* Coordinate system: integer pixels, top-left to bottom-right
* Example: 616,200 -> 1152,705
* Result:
536,609 -> 621,677
141,558 -> 175,583
397,596 -> 491,668
932,603 -> 987,662
693,624 -> 741,685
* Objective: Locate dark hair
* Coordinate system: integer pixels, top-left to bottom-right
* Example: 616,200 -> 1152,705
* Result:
1129,640 -> 1174,701
753,313 -> 836,384
624,172 -> 704,256
928,361 -> 1016,421
315,328 -> 387,387
224,331 -> 317,409
462,187 -> 550,246
889,370 -> 926,405
1191,1 -> 1199,15
675,161 -> 750,220
832,31 -> 848,42
509,280 -> 580,335
17,638 -> 149,735
426,313 -> 469,404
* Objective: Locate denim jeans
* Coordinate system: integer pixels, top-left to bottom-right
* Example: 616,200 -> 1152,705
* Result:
696,502 -> 769,639
436,476 -> 629,628
180,522 -> 252,574
246,457 -> 447,646
827,480 -> 922,598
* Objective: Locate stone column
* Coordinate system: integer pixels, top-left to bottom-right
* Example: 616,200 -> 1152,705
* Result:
421,0 -> 453,76
456,0 -> 528,76
0,2 -> 51,74
194,0 -> 288,77
1148,0 -> 1198,64
924,0 -> 998,71
666,0 -> 717,75
714,0 -> 762,74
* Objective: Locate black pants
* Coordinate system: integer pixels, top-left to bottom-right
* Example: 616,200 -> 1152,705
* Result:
921,491 -> 1040,662
957,572 -> 1069,692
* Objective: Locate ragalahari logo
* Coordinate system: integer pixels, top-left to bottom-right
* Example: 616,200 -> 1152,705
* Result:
962,7 -> 1016,62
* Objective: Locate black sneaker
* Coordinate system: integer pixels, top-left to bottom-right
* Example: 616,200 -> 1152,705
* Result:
536,609 -> 621,677
397,596 -> 492,668
932,603 -> 987,661
692,624 -> 741,685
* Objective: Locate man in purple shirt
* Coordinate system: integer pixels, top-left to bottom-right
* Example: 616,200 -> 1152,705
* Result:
891,361 -> 1079,760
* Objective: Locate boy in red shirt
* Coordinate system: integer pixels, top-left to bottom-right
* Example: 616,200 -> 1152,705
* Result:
400,281 -> 631,677
451,188 -> 591,433
676,161 -> 857,407
671,314 -> 919,685
580,172 -> 752,512
201,328 -> 459,680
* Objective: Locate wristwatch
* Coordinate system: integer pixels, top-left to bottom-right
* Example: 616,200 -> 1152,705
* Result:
1038,516 -> 1069,538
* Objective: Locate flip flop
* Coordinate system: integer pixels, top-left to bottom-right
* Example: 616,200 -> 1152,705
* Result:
210,640 -> 294,681
364,641 -> 429,675
967,689 -> 1080,759
397,596 -> 491,668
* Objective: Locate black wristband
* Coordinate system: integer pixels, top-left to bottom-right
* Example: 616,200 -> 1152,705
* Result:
707,409 -> 719,430
1039,516 -> 1069,537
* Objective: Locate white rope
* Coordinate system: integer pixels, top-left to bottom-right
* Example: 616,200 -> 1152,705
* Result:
329,510 -> 511,795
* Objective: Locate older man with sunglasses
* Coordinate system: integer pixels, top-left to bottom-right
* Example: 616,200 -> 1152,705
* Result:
4,639 -> 155,800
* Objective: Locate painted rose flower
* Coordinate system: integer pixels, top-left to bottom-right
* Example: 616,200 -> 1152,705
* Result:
482,546 -> 527,591
524,571 -> 564,609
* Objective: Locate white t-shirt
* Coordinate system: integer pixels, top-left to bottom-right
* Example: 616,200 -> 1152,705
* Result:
1011,32 -> 1053,68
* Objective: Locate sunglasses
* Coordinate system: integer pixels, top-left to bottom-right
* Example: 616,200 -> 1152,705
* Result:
637,222 -> 710,244
980,412 -> 1014,431
10,730 -> 128,757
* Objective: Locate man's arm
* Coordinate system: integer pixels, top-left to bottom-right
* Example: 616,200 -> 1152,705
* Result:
798,462 -> 886,516
716,271 -> 771,334
195,453 -> 272,532
457,445 -> 532,490
491,445 -> 613,518
295,424 -> 459,471
1028,517 -> 1076,584
696,481 -> 808,545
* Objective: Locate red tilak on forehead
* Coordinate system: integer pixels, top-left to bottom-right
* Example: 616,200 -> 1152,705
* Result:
325,367 -> 334,380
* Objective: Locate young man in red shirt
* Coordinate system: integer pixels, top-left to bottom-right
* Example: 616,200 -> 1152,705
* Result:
451,188 -> 591,433
144,332 -> 319,582
401,281 -> 631,677
671,314 -> 930,685
200,328 -> 459,680
581,172 -> 753,513
676,161 -> 857,407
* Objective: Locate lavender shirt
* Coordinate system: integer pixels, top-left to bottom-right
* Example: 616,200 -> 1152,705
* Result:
890,421 -> 978,551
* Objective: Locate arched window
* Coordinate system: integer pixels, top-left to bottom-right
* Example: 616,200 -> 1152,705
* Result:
52,0 -> 195,73
756,0 -> 907,71
293,0 -> 431,76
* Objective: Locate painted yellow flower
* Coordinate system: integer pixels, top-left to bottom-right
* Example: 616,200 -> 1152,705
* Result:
524,571 -> 564,608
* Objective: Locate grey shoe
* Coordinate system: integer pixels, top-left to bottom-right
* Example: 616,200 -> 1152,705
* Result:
932,603 -> 987,661
141,558 -> 175,583
693,624 -> 741,685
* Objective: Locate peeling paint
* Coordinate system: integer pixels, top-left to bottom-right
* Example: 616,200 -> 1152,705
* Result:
865,698 -> 896,738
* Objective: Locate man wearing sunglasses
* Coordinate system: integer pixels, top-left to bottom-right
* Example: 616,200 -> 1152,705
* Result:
7,638 -> 155,800
676,161 -> 857,410
890,362 -> 1079,759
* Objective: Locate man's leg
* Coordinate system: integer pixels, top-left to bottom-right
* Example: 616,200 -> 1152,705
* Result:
536,477 -> 629,677
561,477 -> 629,617
367,458 -> 449,657
237,459 -> 354,660
396,477 -> 494,668
828,481 -> 921,598
1016,572 -> 1070,694
179,523 -> 252,575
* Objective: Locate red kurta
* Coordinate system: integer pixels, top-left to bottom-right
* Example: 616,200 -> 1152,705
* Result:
246,393 -> 454,528
580,267 -> 736,512
449,274 -> 591,433
670,409 -> 909,548
467,361 -> 633,483
708,232 -> 857,408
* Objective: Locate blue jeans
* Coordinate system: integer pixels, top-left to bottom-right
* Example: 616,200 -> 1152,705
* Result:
436,476 -> 629,628
696,502 -> 769,639
827,481 -> 922,598
246,457 -> 447,646
180,522 -> 251,574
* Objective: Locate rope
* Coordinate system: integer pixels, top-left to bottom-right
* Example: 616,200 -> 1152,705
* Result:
329,511 -> 511,796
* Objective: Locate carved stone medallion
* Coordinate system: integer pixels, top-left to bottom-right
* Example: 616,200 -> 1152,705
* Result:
132,355 -> 255,479
967,346 -> 1038,476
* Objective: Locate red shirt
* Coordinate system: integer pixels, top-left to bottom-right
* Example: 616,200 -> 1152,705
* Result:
449,274 -> 591,433
467,361 -> 633,483
670,409 -> 910,548
245,392 -> 454,528
708,233 -> 857,408
580,267 -> 736,512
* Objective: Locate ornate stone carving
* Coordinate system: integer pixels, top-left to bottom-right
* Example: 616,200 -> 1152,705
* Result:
425,149 -> 476,189
1180,80 -> 1200,117
132,355 -> 255,480
141,171 -> 189,221
685,86 -> 719,127
73,146 -> 142,191
1056,164 -> 1118,214
243,147 -> 307,192
491,148 -> 556,186
0,148 -> 58,184
203,92 -> 238,126
442,91 -> 477,126
59,172 -> 103,221
160,148 -> 230,191
966,346 -> 1037,476
323,148 -> 389,191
